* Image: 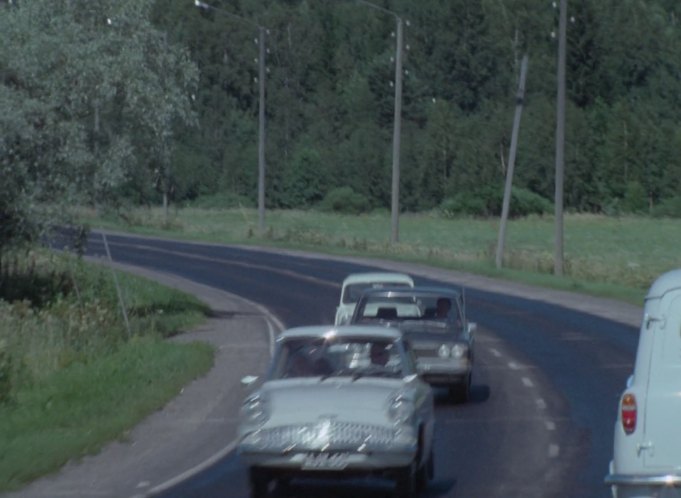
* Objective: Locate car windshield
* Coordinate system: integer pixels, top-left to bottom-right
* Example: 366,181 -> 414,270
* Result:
341,282 -> 412,304
270,337 -> 404,380
354,294 -> 460,330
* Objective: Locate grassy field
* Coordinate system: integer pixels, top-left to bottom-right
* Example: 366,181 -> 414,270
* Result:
0,251 -> 213,492
81,206 -> 681,304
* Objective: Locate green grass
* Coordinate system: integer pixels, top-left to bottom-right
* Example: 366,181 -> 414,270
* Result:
0,337 -> 213,491
80,206 -> 681,304
0,251 -> 214,491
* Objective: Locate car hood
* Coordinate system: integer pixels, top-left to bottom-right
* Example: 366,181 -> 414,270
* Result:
259,378 -> 405,427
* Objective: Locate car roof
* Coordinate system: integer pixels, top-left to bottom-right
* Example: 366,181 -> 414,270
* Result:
341,272 -> 414,286
646,268 -> 681,300
358,285 -> 461,299
278,325 -> 402,341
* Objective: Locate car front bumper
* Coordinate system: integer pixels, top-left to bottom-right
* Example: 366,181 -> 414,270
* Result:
239,423 -> 417,472
417,358 -> 471,385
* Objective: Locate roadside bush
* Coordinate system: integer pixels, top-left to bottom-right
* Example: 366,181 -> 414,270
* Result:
652,196 -> 681,218
185,192 -> 255,209
318,187 -> 371,215
440,186 -> 552,218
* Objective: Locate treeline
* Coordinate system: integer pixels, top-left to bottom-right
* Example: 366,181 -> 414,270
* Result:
153,0 -> 681,216
3,1 -> 681,253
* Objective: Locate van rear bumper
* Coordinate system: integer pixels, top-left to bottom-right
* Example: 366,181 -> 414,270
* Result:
605,472 -> 681,487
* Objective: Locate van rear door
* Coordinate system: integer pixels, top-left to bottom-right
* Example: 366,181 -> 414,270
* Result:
643,291 -> 681,469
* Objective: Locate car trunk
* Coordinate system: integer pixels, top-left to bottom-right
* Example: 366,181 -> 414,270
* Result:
643,291 -> 681,470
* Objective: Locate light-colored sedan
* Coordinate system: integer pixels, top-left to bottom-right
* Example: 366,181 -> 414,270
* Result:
335,272 -> 414,325
605,269 -> 681,498
351,286 -> 476,402
237,325 -> 435,498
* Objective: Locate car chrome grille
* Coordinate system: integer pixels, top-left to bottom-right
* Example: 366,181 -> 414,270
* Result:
253,420 -> 396,449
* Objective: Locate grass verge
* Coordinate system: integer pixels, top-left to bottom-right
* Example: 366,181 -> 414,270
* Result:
0,337 -> 213,492
0,250 -> 214,492
79,207 -> 681,304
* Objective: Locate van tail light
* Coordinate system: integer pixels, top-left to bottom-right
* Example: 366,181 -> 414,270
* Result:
621,393 -> 637,435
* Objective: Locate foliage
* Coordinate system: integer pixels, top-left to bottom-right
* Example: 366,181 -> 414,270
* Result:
318,187 -> 371,214
0,0 -> 198,251
440,186 -> 552,218
5,0 -> 681,226
652,196 -> 681,219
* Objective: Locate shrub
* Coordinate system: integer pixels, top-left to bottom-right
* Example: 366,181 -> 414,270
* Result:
440,186 -> 552,218
185,192 -> 255,209
652,196 -> 681,218
318,187 -> 371,215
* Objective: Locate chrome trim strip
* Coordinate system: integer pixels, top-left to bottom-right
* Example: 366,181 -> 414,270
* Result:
605,473 -> 681,487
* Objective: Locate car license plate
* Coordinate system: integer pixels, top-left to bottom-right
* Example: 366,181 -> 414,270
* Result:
302,452 -> 349,470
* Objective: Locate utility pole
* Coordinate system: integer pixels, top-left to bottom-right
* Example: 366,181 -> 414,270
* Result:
354,0 -> 405,244
496,54 -> 529,270
390,17 -> 403,244
554,0 -> 567,276
194,1 -> 267,234
257,25 -> 266,234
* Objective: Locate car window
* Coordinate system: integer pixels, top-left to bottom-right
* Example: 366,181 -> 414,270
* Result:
355,294 -> 461,327
341,282 -> 412,304
271,337 -> 405,380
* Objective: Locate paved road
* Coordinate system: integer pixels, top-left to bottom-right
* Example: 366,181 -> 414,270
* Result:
11,231 -> 642,498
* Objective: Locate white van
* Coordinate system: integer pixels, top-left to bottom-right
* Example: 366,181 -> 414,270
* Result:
606,269 -> 681,497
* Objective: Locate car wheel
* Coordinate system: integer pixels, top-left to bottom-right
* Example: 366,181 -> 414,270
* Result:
395,461 -> 418,498
450,376 -> 471,403
416,449 -> 434,490
249,467 -> 271,498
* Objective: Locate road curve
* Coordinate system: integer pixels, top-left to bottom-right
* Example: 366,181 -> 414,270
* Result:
53,232 -> 643,497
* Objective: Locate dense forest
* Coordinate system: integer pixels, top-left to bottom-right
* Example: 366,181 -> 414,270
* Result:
3,0 -> 681,248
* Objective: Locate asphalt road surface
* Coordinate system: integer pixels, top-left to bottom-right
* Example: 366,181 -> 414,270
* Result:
74,231 -> 639,498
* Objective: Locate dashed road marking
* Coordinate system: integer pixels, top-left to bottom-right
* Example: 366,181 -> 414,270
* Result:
545,420 -> 556,431
549,444 -> 561,458
521,377 -> 534,388
536,398 -> 547,410
490,348 -> 502,358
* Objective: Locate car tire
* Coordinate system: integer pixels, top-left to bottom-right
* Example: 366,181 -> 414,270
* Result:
248,467 -> 270,498
450,375 -> 471,403
416,449 -> 434,490
395,461 -> 418,498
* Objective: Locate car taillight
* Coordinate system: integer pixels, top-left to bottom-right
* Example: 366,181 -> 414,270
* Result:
621,393 -> 637,435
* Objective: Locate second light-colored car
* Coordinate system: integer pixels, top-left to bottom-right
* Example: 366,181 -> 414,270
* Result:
334,272 -> 414,325
605,269 -> 681,498
237,325 -> 435,498
350,286 -> 476,401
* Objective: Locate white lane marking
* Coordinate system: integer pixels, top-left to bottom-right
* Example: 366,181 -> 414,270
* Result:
545,420 -> 556,431
521,377 -> 534,388
536,398 -> 547,410
490,348 -> 502,358
548,444 -> 561,458
138,306 -> 281,498
509,361 -> 520,370
136,481 -> 150,488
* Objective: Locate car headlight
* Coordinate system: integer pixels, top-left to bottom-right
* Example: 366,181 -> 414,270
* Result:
438,344 -> 451,358
388,394 -> 414,426
240,392 -> 269,427
451,344 -> 468,358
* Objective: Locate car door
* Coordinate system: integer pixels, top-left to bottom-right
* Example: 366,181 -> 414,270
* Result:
642,290 -> 681,469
